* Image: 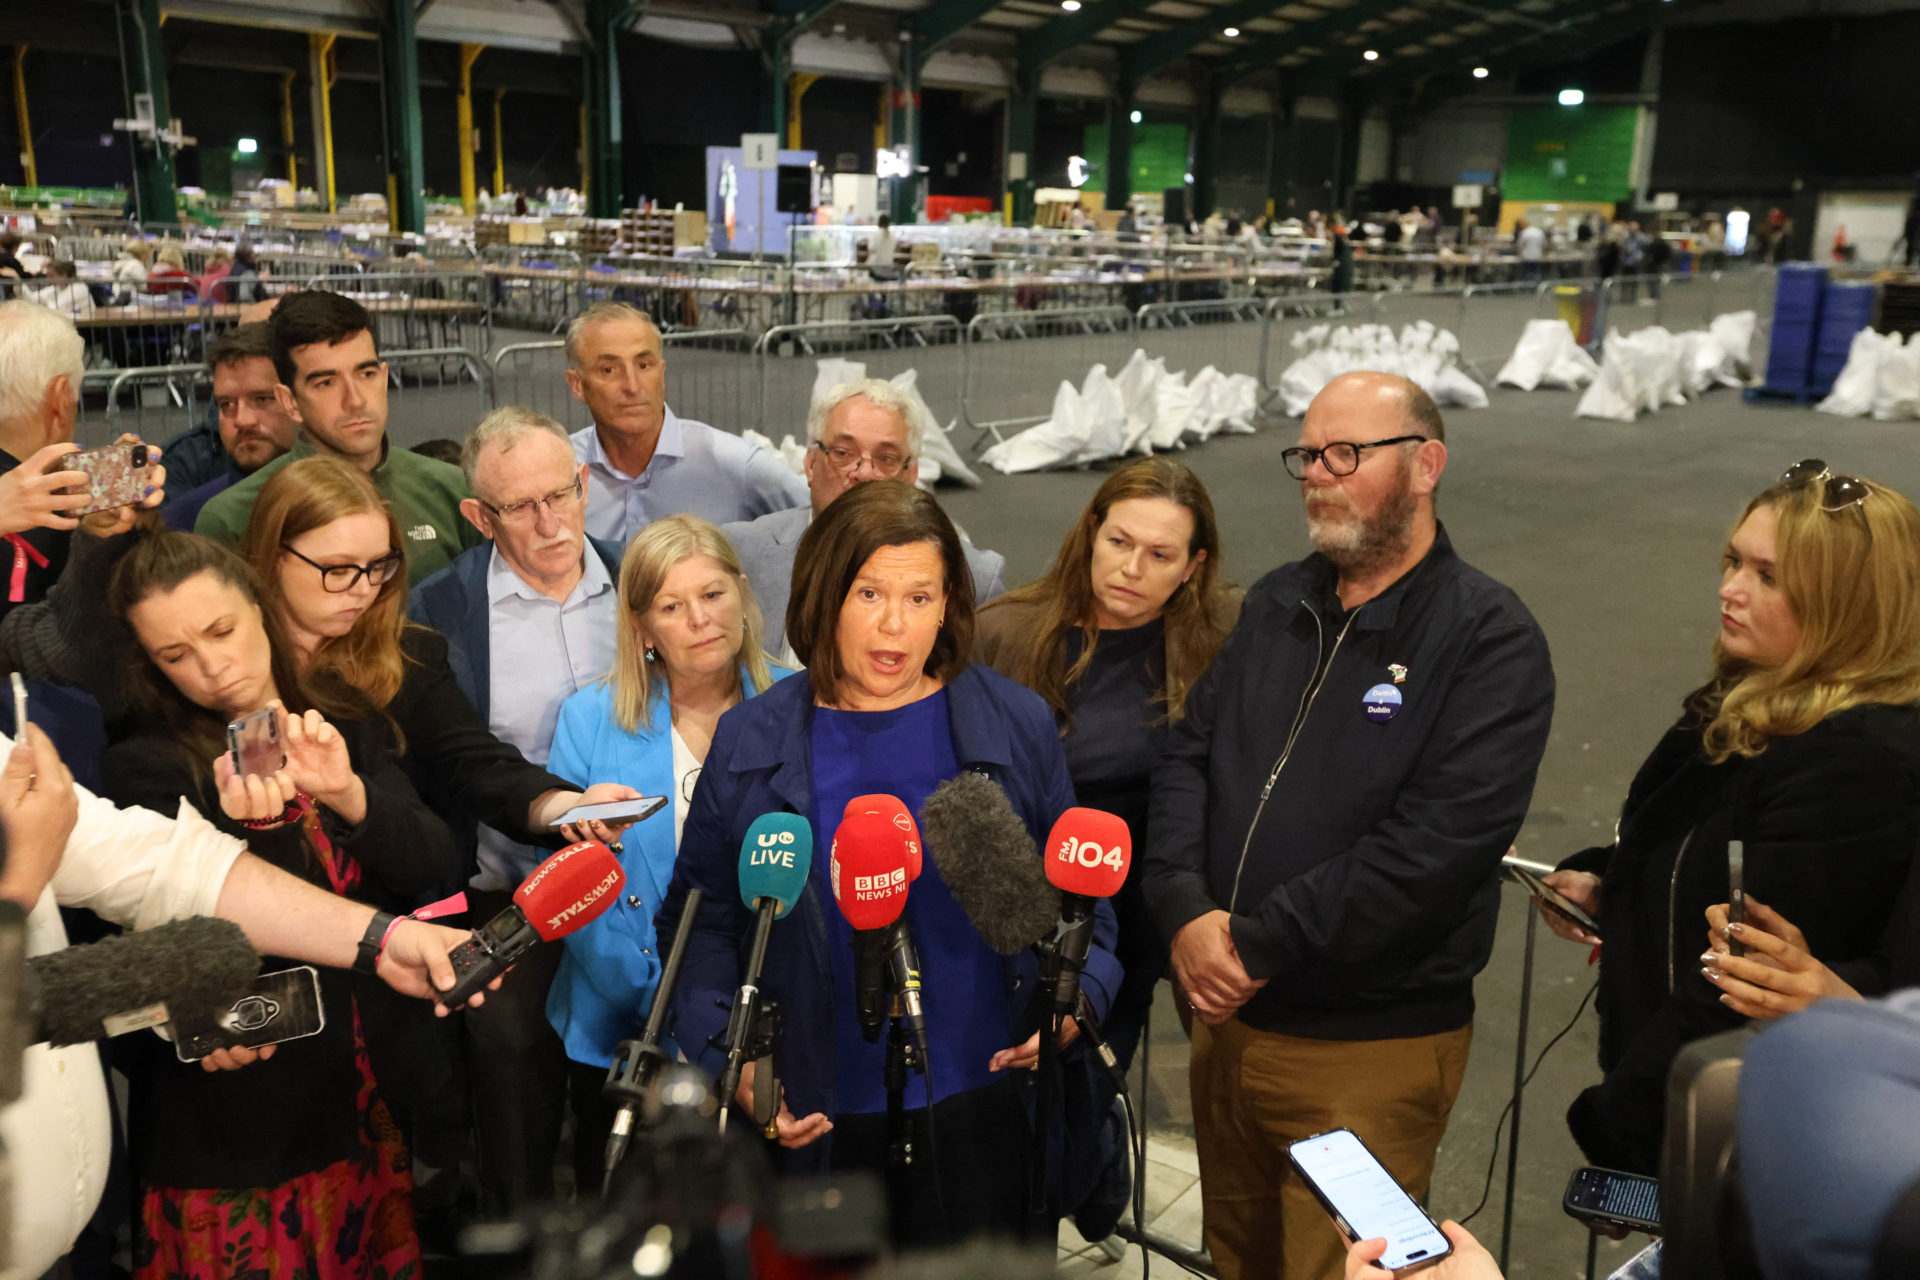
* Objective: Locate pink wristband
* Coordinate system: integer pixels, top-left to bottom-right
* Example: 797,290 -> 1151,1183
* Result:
378,891 -> 468,959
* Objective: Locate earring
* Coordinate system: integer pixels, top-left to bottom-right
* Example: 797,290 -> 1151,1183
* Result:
644,646 -> 656,662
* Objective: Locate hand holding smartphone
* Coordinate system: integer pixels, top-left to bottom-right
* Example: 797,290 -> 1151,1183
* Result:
227,706 -> 287,778
1288,1129 -> 1452,1275
173,966 -> 326,1062
1506,863 -> 1601,940
547,795 -> 667,831
57,441 -> 155,516
1563,1166 -> 1662,1234
1726,840 -> 1746,958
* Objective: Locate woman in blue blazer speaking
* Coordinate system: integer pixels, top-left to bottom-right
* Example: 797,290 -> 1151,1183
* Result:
543,514 -> 794,1165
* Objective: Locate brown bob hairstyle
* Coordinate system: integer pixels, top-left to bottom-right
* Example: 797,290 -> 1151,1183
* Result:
786,480 -> 975,706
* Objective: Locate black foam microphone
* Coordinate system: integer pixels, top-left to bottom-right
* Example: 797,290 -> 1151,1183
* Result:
28,915 -> 259,1046
918,772 -> 1059,955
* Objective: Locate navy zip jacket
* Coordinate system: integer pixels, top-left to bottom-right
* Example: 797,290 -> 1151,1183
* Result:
655,663 -> 1122,1198
1144,524 -> 1554,1041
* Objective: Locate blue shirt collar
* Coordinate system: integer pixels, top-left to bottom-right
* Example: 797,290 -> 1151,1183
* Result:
483,538 -> 615,607
582,405 -> 687,475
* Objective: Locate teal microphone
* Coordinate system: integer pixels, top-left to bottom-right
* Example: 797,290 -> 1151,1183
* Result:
717,813 -> 813,1131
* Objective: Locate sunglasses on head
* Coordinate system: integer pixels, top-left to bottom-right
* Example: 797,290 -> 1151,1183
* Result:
1780,459 -> 1871,514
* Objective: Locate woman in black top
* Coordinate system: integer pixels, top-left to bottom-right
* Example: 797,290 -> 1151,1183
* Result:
106,530 -> 455,1278
1541,461 -> 1920,1174
976,457 -> 1239,1071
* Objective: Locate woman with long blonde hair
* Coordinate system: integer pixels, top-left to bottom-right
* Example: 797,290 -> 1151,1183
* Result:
544,514 -> 792,1169
1542,460 -> 1920,1175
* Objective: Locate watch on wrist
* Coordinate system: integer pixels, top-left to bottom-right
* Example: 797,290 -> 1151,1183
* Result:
355,910 -> 397,975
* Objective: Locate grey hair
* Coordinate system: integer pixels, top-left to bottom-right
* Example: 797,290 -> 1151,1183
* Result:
0,300 -> 85,426
461,404 -> 575,495
564,301 -> 660,370
805,377 -> 928,457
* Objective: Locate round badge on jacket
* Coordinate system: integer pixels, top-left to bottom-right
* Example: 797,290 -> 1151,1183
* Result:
1362,683 -> 1403,723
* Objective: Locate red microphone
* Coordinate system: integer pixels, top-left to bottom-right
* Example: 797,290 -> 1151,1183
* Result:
843,792 -> 922,881
830,811 -> 924,1045
1042,808 -> 1133,1021
437,841 -> 626,1009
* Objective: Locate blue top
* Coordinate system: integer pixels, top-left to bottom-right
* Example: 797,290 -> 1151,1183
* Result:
811,692 -> 1012,1113
571,407 -> 806,545
543,663 -> 794,1068
654,664 -> 1123,1209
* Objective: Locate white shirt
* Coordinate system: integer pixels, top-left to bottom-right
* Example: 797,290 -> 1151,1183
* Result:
475,544 -> 619,890
31,281 -> 95,318
571,409 -> 807,546
1518,225 -> 1546,262
0,730 -> 246,1280
670,725 -> 699,849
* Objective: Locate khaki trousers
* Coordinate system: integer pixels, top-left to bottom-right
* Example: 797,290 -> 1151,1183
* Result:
1189,1017 -> 1473,1280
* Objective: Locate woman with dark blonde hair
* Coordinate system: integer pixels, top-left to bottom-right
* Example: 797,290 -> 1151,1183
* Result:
1542,460 -> 1920,1175
977,457 -> 1238,1074
106,529 -> 454,1278
544,514 -> 793,1178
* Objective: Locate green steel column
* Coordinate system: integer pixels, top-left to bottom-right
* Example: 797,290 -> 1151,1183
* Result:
1191,74 -> 1221,221
887,38 -> 920,224
115,0 -> 176,226
381,0 -> 426,233
1335,86 -> 1365,214
1005,63 -> 1038,226
584,0 -> 630,217
766,33 -> 789,137
1107,82 -> 1135,211
1267,93 -> 1296,218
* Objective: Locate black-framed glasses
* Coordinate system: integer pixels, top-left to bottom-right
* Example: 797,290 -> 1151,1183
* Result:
1280,435 -> 1427,480
1780,459 -> 1872,513
282,543 -> 404,593
479,478 -> 585,527
814,441 -> 911,479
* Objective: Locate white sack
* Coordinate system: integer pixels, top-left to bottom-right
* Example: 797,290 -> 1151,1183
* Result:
1815,327 -> 1889,418
1872,333 -> 1920,421
887,367 -> 982,488
1149,371 -> 1199,449
980,380 -> 1094,474
1075,363 -> 1128,463
1708,311 -> 1756,380
1576,331 -> 1646,422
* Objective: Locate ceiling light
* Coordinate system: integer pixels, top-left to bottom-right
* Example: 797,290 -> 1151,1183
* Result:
1362,49 -> 1379,61
1224,26 -> 1239,37
1060,0 -> 1080,9
1130,109 -> 1143,124
1558,87 -> 1585,105
236,137 -> 258,154
1472,66 -> 1489,78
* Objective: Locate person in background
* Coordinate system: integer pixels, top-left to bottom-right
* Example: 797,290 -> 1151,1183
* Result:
0,232 -> 31,280
1330,215 -> 1355,296
1540,461 -> 1920,1176
411,438 -> 463,466
1143,372 -> 1554,1280
156,296 -> 280,494
724,378 -> 1005,662
1516,218 -> 1546,283
196,289 -> 481,585
106,531 -> 456,1280
221,246 -> 267,304
563,302 -> 805,543
976,457 -> 1236,1073
110,241 -> 151,303
869,214 -> 899,271
197,249 -> 232,304
544,514 -> 793,1180
30,261 -> 94,317
408,407 -> 626,1214
163,323 -> 299,531
657,481 -> 1122,1247
145,245 -> 195,299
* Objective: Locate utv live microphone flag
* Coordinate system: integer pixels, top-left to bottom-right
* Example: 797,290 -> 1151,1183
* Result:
715,813 -> 813,1128
436,841 -> 625,1009
1043,807 -> 1132,1020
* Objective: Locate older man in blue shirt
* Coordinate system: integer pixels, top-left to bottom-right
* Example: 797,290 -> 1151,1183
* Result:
565,302 -> 805,543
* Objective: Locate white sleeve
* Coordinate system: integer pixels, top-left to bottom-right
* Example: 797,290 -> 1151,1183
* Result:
48,772 -> 246,932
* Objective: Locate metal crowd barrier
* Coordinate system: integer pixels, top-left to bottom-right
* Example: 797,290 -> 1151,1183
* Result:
961,305 -> 1137,446
756,315 -> 965,441
304,271 -> 493,360
95,363 -> 213,447
381,346 -> 493,421
489,329 -> 763,437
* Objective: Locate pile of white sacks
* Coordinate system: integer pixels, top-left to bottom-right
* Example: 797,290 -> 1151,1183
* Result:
1495,319 -> 1602,391
744,357 -> 983,488
1277,321 -> 1489,417
1528,312 -> 1758,422
979,349 -> 1259,474
1814,329 -> 1920,421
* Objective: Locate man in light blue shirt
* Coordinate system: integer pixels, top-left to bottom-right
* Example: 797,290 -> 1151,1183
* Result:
410,405 -> 626,1213
564,302 -> 805,543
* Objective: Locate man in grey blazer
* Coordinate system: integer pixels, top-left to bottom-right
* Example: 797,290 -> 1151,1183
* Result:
723,377 -> 1006,661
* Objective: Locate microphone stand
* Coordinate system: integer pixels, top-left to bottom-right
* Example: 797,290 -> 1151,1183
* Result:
882,1004 -> 919,1244
1028,927 -> 1064,1242
602,887 -> 703,1192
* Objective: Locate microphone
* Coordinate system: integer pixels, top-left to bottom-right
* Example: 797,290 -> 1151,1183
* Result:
602,885 -> 703,1187
1042,807 -> 1132,1022
716,814 -> 812,1133
27,914 -> 260,1047
843,793 -> 922,882
828,809 -> 925,1056
438,841 -> 625,1010
919,772 -> 1059,954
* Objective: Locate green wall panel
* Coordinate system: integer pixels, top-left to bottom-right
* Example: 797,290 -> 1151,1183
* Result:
1503,105 -> 1637,202
1082,121 -> 1188,196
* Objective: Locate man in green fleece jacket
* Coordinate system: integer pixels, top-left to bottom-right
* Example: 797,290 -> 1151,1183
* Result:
196,289 -> 480,584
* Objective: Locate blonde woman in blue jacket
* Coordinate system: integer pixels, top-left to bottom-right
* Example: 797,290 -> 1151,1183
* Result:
544,514 -> 795,1168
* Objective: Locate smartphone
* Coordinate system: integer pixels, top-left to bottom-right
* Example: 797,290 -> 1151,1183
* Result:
226,707 -> 286,778
173,965 -> 326,1062
1287,1129 -> 1452,1275
1506,864 -> 1601,939
549,795 -> 667,830
58,441 -> 153,516
9,671 -> 25,738
1726,839 -> 1746,959
1563,1166 -> 1662,1234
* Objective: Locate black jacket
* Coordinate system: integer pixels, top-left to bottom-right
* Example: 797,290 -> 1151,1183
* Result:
1560,702 -> 1920,1174
1145,526 -> 1554,1041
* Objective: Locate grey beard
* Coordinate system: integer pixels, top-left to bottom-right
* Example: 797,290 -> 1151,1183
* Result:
1306,478 -> 1418,579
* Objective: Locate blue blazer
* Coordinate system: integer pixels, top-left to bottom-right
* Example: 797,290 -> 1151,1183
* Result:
654,663 -> 1123,1200
543,663 -> 796,1068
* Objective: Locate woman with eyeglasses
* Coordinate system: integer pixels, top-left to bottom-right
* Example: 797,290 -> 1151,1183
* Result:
1539,461 -> 1920,1176
103,529 -> 453,1278
542,515 -> 794,1171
